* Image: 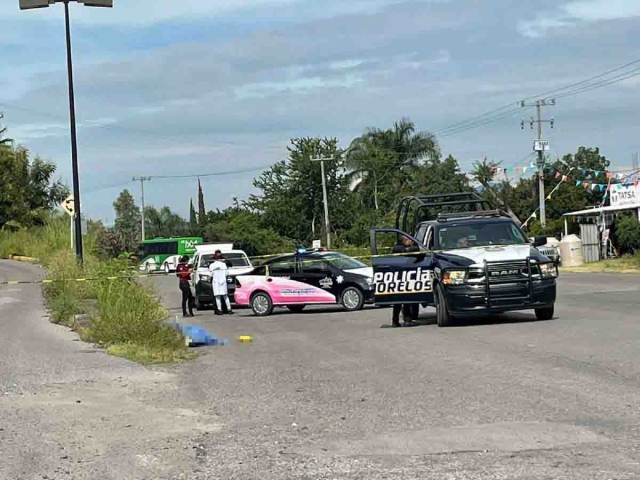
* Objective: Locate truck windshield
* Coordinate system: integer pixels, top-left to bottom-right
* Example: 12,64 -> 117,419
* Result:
323,253 -> 368,270
437,222 -> 528,250
201,253 -> 250,268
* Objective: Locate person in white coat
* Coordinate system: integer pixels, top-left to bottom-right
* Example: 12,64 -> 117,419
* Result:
209,250 -> 234,315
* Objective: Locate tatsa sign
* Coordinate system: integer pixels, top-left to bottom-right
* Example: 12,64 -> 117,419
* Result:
610,185 -> 640,208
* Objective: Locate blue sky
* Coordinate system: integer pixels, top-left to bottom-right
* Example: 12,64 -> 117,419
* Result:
1,0 -> 640,224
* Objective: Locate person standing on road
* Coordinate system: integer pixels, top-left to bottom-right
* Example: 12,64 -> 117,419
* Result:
209,250 -> 234,316
176,255 -> 195,318
391,236 -> 420,328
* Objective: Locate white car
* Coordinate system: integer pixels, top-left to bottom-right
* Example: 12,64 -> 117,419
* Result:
190,244 -> 254,309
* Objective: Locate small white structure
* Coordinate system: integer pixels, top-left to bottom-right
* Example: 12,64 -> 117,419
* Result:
559,234 -> 584,267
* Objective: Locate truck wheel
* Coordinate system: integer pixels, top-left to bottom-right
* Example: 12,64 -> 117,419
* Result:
287,305 -> 306,313
435,283 -> 453,327
341,287 -> 364,312
535,306 -> 554,321
251,292 -> 274,317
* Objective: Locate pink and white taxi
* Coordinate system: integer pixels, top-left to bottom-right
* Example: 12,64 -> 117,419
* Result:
234,274 -> 338,316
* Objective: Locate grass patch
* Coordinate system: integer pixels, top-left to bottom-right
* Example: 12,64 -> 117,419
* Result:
107,343 -> 195,365
560,252 -> 640,274
1,215 -> 190,363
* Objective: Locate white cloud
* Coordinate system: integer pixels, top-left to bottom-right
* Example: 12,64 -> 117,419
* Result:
518,0 -> 640,37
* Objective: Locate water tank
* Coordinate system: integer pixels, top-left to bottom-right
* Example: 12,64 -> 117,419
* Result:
559,234 -> 583,267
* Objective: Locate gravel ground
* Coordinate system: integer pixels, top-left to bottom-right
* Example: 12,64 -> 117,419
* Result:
2,260 -> 640,479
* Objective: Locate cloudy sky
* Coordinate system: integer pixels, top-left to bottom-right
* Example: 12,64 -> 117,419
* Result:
1,0 -> 639,223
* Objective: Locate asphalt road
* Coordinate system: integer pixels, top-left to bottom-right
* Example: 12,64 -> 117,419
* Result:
2,261 -> 640,479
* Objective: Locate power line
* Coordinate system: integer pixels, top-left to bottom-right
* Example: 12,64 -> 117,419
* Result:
553,68 -> 640,100
150,164 -> 274,180
438,107 -> 525,138
434,57 -> 640,139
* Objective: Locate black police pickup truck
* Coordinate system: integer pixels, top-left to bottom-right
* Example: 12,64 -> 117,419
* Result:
370,193 -> 558,326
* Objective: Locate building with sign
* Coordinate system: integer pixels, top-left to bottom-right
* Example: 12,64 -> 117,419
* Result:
561,183 -> 640,260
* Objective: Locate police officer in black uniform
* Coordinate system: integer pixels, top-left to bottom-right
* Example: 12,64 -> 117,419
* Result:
391,235 -> 420,328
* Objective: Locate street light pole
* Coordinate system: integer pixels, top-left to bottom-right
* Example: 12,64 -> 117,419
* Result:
20,0 -> 114,264
63,0 -> 84,263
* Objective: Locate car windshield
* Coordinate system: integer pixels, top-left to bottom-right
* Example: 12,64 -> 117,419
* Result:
322,253 -> 368,270
201,253 -> 250,268
437,221 -> 528,250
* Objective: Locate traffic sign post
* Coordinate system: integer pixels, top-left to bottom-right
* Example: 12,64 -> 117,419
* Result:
61,195 -> 75,217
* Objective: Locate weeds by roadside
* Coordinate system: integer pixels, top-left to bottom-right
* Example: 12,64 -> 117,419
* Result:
560,252 -> 640,274
0,216 -> 189,364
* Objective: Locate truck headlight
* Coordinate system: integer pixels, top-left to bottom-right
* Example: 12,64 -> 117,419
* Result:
539,263 -> 557,278
443,270 -> 467,285
199,274 -> 211,282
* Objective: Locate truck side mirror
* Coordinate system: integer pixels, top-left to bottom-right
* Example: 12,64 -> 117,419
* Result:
532,237 -> 547,248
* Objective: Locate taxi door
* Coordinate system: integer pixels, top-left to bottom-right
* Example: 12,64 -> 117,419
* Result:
369,228 -> 435,306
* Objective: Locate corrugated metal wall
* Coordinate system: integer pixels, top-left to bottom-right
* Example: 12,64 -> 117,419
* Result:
580,224 -> 600,263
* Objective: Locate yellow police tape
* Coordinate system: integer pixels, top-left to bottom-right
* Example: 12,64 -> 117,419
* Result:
1,247 -> 428,287
0,273 -> 167,287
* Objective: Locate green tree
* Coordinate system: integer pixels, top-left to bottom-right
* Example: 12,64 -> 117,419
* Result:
113,189 -> 140,252
472,147 -> 610,236
197,179 -> 206,232
346,118 -> 439,211
204,204 -> 292,257
246,137 -> 355,245
0,145 -> 68,229
144,205 -> 189,239
0,113 -> 12,146
471,158 -> 521,224
189,199 -> 198,235
613,216 -> 640,255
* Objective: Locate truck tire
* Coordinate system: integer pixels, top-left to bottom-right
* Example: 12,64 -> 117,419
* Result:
435,283 -> 453,328
535,306 -> 554,321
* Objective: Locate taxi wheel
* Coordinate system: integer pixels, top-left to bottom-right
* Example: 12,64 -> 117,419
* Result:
341,287 -> 364,312
435,283 -> 453,327
251,292 -> 274,317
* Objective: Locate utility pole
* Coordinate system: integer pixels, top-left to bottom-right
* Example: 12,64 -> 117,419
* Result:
311,157 -> 334,249
521,98 -> 555,229
133,176 -> 151,241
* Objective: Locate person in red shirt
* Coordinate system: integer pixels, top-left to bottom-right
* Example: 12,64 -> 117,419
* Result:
176,255 -> 195,317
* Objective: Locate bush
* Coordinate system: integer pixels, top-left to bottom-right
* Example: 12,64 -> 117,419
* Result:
1,217 -> 189,364
87,280 -> 183,351
614,216 -> 640,254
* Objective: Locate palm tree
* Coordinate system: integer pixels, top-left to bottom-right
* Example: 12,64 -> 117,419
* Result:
471,158 -> 521,225
345,118 -> 438,210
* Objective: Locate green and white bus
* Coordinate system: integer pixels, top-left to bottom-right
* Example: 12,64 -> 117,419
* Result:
137,237 -> 203,274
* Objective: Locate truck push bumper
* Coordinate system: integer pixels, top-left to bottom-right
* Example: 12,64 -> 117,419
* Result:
445,258 -> 557,316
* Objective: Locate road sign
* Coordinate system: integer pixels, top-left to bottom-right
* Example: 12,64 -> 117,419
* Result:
312,240 -> 321,249
61,195 -> 75,217
533,140 -> 550,152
